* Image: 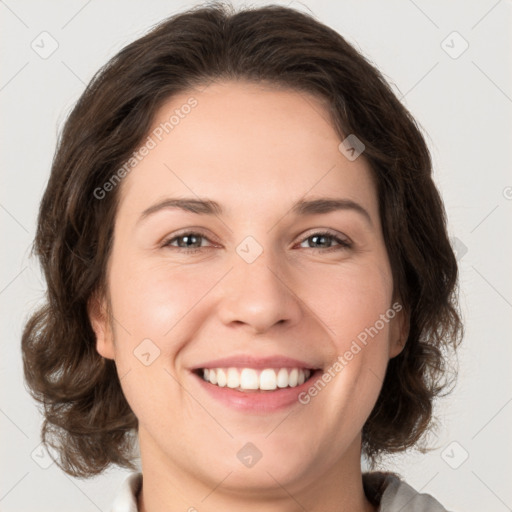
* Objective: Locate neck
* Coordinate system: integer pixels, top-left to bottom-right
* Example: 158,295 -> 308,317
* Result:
136,429 -> 376,512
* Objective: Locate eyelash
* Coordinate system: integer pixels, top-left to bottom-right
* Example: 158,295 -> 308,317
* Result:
161,230 -> 352,254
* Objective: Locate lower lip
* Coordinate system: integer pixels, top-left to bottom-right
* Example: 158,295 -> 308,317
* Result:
191,370 -> 323,413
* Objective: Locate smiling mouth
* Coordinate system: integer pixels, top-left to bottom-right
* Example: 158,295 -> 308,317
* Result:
193,367 -> 318,392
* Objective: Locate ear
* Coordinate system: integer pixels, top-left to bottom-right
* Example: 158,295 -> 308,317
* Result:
87,289 -> 115,360
388,301 -> 410,359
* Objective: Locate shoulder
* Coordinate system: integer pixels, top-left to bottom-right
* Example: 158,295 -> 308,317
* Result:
363,471 -> 452,512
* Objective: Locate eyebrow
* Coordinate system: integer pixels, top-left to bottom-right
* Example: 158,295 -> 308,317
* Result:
138,197 -> 373,226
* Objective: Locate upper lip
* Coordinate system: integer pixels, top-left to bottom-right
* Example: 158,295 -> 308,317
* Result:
190,355 -> 322,371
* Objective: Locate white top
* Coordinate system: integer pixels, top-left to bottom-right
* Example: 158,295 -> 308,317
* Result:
109,471 -> 451,511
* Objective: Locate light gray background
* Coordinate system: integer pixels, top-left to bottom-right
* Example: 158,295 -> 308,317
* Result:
1,0 -> 511,511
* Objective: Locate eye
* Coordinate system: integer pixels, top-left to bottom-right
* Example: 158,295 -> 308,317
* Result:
161,230 -> 352,254
162,231 -> 212,253
297,231 -> 352,252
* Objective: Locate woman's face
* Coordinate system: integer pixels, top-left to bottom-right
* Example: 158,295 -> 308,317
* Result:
90,80 -> 405,493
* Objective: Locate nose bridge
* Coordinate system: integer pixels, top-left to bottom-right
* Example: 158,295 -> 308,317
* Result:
217,235 -> 302,332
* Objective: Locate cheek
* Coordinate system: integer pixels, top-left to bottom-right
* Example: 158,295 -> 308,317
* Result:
105,259 -> 200,423
304,260 -> 394,407
109,258 -> 212,342
303,257 -> 393,346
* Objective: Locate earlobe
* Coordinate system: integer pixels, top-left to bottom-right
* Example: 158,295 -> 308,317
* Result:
87,291 -> 115,360
389,304 -> 410,359
390,336 -> 406,358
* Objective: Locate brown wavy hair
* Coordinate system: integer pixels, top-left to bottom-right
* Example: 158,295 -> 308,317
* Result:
21,1 -> 463,478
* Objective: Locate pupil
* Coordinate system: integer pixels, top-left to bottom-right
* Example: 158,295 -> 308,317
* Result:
312,235 -> 328,248
182,235 -> 199,247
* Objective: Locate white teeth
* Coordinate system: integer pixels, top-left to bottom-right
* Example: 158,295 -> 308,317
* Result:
259,369 -> 277,390
226,368 -> 239,388
201,367 -> 312,391
216,368 -> 227,387
276,368 -> 289,388
240,368 -> 259,389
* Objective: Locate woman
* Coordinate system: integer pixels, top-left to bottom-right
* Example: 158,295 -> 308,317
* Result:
22,2 -> 463,511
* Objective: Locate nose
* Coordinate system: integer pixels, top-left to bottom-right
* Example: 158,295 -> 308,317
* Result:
216,246 -> 303,334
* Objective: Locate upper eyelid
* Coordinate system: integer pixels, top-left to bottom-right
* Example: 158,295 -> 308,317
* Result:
163,228 -> 352,247
163,228 -> 218,245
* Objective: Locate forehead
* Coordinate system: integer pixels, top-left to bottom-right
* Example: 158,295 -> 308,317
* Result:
116,80 -> 378,224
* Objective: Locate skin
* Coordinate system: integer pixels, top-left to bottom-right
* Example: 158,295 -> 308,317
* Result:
89,80 -> 408,512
